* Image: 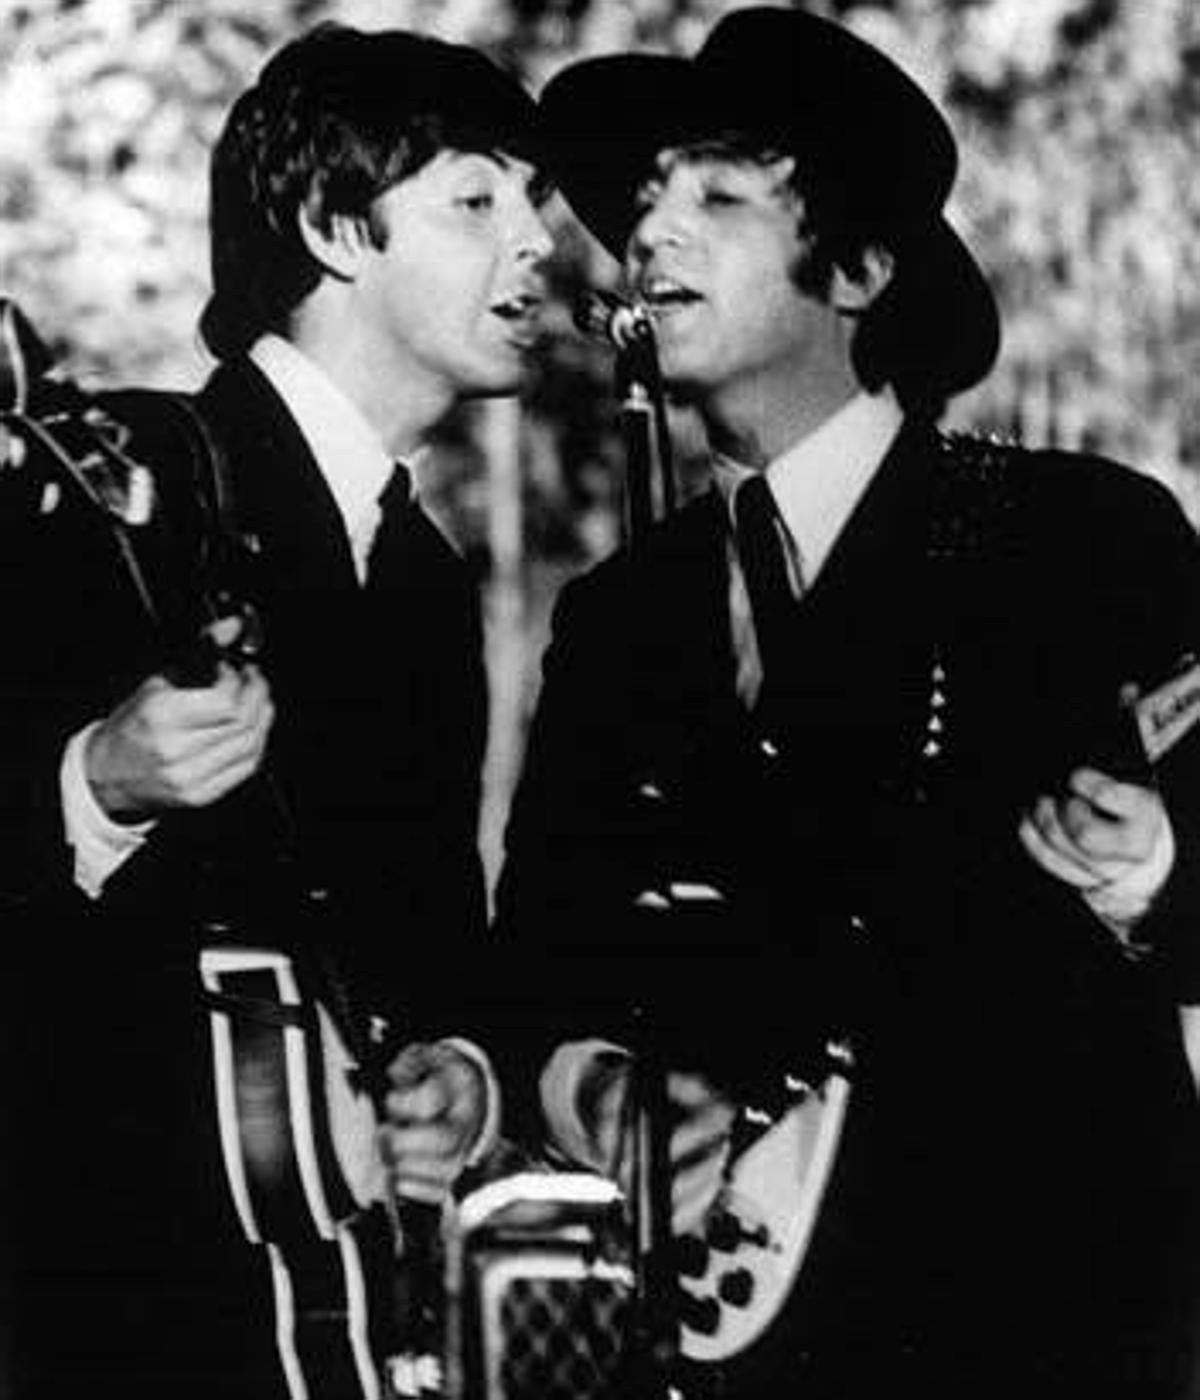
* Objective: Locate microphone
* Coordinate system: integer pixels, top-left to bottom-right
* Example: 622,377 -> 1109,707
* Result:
573,289 -> 656,353
575,286 -> 676,536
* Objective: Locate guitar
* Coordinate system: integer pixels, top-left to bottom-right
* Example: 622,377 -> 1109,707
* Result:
670,1040 -> 853,1369
667,655 -> 1200,1377
200,946 -> 405,1400
0,299 -> 415,1400
1126,654 -> 1200,769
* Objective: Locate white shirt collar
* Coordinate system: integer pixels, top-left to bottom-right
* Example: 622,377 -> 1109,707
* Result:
716,386 -> 903,583
249,334 -> 418,578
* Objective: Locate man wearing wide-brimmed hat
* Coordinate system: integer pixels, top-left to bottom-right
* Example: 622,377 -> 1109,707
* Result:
496,9 -> 1200,1396
5,22 -> 551,1398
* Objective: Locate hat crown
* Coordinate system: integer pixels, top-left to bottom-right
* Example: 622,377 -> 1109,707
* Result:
693,9 -> 957,222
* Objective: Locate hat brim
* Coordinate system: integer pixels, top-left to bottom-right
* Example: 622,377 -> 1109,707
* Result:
884,216 -> 1001,399
539,50 -> 999,396
539,54 -> 711,259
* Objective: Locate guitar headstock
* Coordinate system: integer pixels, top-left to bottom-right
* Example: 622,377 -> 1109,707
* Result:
1128,655 -> 1200,769
0,296 -> 154,527
0,297 -> 55,413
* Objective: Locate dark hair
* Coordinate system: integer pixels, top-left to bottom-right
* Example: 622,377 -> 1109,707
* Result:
659,134 -> 946,418
793,171 -> 949,419
201,23 -> 538,359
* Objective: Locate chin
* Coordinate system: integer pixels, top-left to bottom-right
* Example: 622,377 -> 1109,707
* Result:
464,344 -> 531,392
658,368 -> 711,405
656,344 -> 713,392
466,372 -> 524,400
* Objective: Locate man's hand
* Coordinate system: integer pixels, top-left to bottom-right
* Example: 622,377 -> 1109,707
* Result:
85,621 -> 274,823
1018,766 -> 1173,925
665,1070 -> 738,1233
543,1044 -> 737,1235
379,1041 -> 491,1203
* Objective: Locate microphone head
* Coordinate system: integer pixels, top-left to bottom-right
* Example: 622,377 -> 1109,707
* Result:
572,289 -> 655,352
572,288 -> 618,342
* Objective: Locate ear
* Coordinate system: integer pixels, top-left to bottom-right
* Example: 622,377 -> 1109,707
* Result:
830,244 -> 895,315
296,204 -> 371,282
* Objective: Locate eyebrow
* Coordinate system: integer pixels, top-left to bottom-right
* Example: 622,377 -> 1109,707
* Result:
637,147 -> 797,204
650,143 -> 791,175
451,148 -> 545,181
446,149 -> 553,204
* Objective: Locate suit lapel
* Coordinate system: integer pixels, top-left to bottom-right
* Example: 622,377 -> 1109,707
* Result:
197,359 -> 360,602
627,491 -> 749,777
645,490 -> 740,695
795,418 -> 939,640
753,420 -> 943,796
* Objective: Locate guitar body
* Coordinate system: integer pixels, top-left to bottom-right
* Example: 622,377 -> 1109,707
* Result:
652,1039 -> 855,1398
676,1050 -> 852,1368
200,946 -> 395,1400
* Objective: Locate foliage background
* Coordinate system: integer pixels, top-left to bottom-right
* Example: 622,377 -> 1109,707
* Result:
2,0 -> 1198,889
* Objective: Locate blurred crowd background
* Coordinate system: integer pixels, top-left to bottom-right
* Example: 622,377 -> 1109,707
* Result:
2,0 -> 1198,890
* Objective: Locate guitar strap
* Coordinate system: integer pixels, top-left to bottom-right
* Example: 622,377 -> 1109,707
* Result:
153,390 -> 382,1087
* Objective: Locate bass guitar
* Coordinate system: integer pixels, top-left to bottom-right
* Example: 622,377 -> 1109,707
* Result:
200,945 -> 409,1400
0,299 -> 416,1400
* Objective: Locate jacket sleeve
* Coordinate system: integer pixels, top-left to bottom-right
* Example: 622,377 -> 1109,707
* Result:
0,390 -> 208,909
1055,462 -> 1200,997
1119,487 -> 1200,998
489,566 -> 659,1144
496,567 -> 653,939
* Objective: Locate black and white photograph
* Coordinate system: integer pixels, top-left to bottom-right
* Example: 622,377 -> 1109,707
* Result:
1,1 -> 1198,1397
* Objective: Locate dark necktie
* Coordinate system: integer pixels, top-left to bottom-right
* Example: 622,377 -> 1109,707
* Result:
733,473 -> 796,682
365,460 -> 412,582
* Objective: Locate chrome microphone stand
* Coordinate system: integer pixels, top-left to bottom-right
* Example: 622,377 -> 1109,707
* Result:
573,290 -> 675,551
606,297 -> 681,1397
613,305 -> 674,552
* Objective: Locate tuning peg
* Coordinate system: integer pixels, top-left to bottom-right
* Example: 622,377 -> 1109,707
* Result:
0,299 -> 55,412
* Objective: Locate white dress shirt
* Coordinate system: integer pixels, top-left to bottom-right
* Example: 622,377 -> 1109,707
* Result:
249,333 -> 403,583
713,386 -> 904,706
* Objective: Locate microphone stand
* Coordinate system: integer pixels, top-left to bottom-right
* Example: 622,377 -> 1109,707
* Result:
623,1015 -> 680,1400
615,316 -> 674,554
614,317 -> 680,1398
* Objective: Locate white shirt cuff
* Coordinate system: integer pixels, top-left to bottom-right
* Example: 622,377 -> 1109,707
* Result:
437,1036 -> 502,1167
539,1038 -> 631,1171
60,722 -> 155,900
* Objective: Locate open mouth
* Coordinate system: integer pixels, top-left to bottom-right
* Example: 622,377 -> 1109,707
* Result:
640,277 -> 704,320
491,292 -> 544,323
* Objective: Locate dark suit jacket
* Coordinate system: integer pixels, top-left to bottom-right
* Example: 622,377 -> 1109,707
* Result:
2,358 -> 488,1396
495,419 -> 1200,1399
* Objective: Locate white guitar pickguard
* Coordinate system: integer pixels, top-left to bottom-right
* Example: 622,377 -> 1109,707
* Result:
679,1068 -> 851,1362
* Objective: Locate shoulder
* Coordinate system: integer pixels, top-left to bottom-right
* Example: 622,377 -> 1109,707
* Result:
943,429 -> 1183,511
938,430 -> 1196,556
98,385 -> 214,480
939,433 -> 1199,674
557,491 -> 726,613
535,495 -> 729,693
93,387 -> 226,534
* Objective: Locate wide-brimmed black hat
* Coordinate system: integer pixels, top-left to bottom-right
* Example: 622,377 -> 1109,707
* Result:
539,7 -> 999,397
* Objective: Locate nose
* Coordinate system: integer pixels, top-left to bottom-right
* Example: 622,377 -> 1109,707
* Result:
515,197 -> 554,266
628,188 -> 690,265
